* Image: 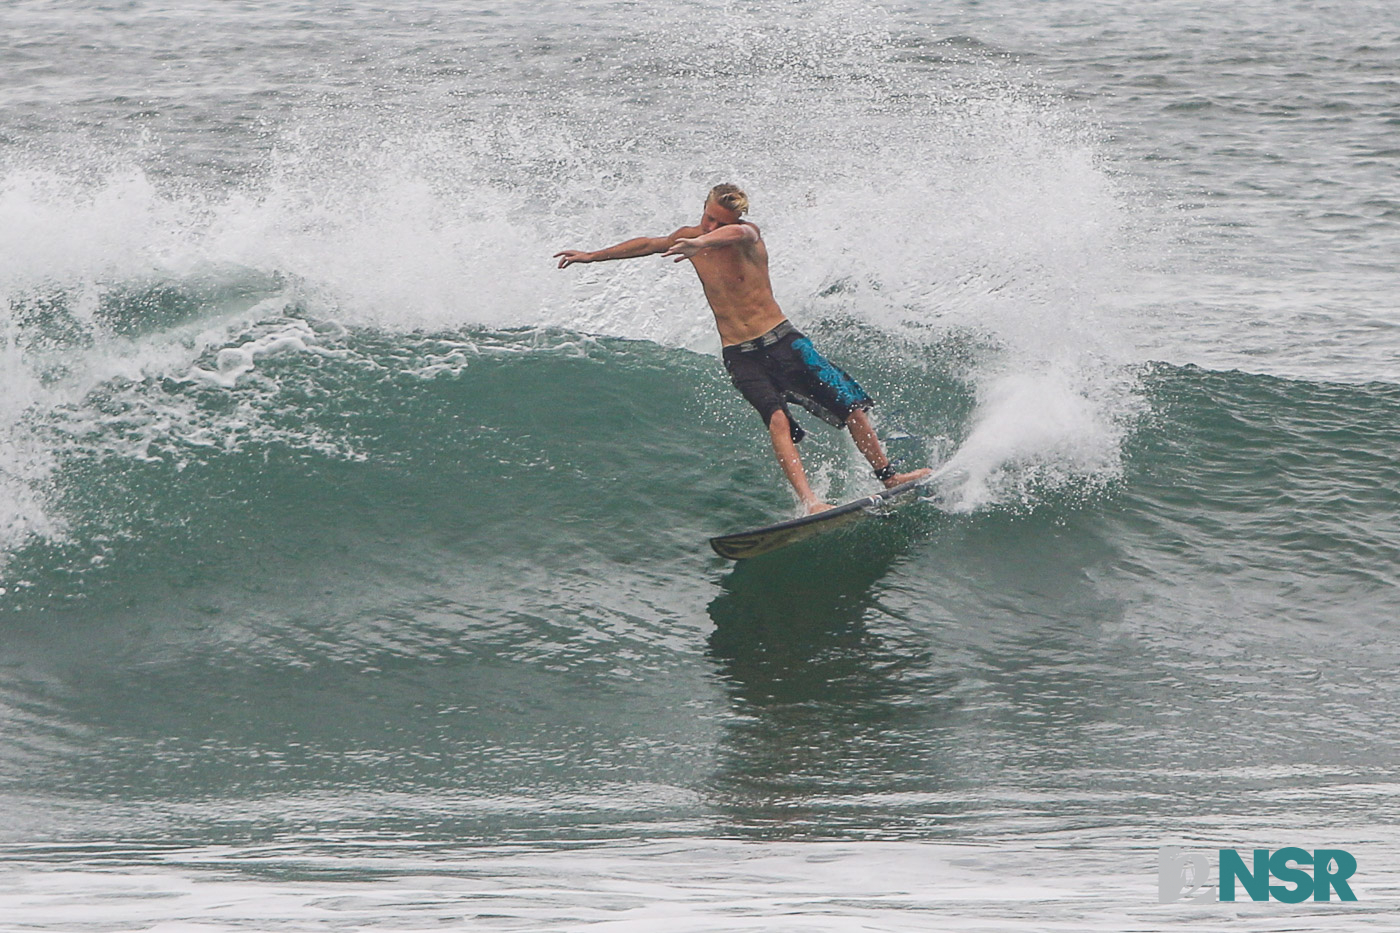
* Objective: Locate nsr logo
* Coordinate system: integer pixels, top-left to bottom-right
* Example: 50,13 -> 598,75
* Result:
1159,847 -> 1358,903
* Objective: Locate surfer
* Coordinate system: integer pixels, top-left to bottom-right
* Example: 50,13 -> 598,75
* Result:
555,184 -> 931,514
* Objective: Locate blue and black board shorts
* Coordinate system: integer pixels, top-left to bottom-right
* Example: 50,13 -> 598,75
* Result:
722,320 -> 873,443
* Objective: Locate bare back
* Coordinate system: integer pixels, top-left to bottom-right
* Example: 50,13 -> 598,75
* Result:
680,222 -> 788,346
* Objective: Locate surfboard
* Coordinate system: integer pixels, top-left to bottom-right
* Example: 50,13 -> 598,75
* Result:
709,476 -> 929,560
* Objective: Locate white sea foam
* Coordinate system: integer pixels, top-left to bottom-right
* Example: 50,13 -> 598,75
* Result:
0,835 -> 1395,932
0,343 -> 64,564
931,368 -> 1136,513
184,312 -> 348,388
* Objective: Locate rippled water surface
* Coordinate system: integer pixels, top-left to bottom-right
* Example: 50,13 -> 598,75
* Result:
2,1 -> 1398,928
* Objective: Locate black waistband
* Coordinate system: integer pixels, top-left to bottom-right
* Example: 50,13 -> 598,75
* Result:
724,320 -> 797,355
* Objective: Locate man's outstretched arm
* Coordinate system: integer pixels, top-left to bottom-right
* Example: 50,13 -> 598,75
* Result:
555,227 -> 696,268
662,223 -> 758,263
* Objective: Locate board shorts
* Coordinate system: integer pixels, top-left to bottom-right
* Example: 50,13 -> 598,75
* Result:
721,320 -> 873,443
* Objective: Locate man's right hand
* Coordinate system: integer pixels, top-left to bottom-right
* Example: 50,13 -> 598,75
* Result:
554,250 -> 594,268
661,238 -> 703,263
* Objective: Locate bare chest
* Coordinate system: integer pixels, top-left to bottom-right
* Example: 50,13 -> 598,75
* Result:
690,248 -> 767,297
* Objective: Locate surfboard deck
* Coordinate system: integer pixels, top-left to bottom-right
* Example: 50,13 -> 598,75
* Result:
709,477 -> 929,560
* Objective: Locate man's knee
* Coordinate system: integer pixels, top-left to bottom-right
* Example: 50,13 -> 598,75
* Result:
765,406 -> 805,444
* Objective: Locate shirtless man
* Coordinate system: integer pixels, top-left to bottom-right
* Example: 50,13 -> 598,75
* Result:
554,183 -> 930,514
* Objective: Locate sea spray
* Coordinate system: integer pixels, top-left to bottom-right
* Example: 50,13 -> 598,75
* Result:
931,368 -> 1133,513
0,0 -> 1147,569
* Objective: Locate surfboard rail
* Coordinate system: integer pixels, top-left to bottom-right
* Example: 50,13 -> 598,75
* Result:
708,477 -> 928,560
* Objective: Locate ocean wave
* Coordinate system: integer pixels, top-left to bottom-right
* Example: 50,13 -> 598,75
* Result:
1,315 -> 1396,610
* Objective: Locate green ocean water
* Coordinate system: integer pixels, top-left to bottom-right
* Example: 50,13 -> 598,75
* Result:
5,317 -> 1398,847
4,0 -> 1400,927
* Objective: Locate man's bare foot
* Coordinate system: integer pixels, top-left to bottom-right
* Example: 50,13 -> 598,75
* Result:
882,466 -> 933,488
805,500 -> 836,515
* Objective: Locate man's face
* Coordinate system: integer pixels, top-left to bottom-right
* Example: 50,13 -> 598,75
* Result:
700,198 -> 741,234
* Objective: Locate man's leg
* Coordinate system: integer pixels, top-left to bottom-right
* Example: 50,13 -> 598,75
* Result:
846,409 -> 933,488
768,409 -> 833,514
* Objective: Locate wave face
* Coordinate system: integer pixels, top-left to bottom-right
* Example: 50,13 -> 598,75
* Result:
3,0 -> 1400,927
3,324 -> 1398,842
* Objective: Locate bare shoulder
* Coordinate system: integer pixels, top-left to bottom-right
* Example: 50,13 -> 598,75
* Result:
670,224 -> 702,240
743,220 -> 761,238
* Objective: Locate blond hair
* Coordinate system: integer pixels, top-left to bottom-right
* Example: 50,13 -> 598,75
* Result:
708,183 -> 749,216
